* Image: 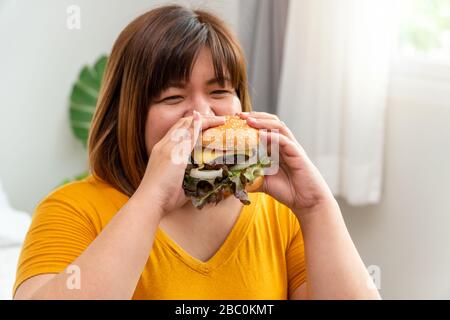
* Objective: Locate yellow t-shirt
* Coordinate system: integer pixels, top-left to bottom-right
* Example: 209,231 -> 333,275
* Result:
13,176 -> 306,299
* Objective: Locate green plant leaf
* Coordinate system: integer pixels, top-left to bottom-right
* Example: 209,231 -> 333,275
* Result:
69,55 -> 108,148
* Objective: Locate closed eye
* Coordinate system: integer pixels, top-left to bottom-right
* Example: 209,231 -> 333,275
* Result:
162,95 -> 184,104
211,90 -> 232,95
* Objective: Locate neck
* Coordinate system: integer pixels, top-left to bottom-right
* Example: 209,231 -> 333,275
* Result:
167,195 -> 243,221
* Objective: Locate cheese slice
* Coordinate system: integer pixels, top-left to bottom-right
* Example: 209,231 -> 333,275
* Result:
192,147 -> 254,165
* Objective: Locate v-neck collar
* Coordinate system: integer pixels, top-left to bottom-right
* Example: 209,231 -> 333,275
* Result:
155,193 -> 260,274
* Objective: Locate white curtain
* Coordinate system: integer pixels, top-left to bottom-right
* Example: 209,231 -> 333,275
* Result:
278,0 -> 397,206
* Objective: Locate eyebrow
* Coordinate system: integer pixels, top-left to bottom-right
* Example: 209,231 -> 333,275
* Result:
167,77 -> 232,89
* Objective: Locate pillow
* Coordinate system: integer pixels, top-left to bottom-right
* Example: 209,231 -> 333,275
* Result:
0,181 -> 30,247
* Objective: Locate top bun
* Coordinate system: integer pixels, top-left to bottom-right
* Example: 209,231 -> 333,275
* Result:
201,115 -> 259,151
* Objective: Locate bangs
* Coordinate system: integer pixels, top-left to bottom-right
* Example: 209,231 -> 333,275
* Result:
148,12 -> 242,101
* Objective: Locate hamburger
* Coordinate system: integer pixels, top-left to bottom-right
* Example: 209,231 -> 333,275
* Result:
183,115 -> 271,209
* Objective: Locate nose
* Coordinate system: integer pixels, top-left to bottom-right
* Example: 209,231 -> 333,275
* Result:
191,96 -> 215,116
194,106 -> 214,116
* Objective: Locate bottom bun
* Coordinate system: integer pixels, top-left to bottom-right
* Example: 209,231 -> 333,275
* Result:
245,176 -> 264,193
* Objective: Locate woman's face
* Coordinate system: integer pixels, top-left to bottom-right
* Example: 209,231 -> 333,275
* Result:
145,47 -> 242,154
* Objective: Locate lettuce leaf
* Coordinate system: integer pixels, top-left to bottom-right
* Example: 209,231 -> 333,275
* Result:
183,158 -> 271,209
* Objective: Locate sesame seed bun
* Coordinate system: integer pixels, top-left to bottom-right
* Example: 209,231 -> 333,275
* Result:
201,115 -> 259,151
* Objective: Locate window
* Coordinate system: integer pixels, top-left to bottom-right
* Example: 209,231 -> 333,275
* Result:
391,0 -> 450,107
397,0 -> 450,64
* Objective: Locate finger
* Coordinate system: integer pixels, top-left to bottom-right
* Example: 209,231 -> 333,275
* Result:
166,116 -> 193,137
175,114 -> 225,130
175,112 -> 226,152
245,117 -> 297,142
259,130 -> 305,161
184,113 -> 227,147
199,114 -> 226,130
171,112 -> 200,151
190,111 -> 203,149
167,114 -> 225,138
238,111 -> 278,120
237,112 -> 297,142
162,115 -> 198,166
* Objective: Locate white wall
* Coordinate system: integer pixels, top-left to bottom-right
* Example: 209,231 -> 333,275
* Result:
0,0 -> 238,213
339,62 -> 450,299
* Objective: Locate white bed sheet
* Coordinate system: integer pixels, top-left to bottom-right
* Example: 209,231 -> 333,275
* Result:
0,245 -> 21,300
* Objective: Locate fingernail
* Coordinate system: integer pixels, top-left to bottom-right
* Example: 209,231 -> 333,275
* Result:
247,117 -> 257,122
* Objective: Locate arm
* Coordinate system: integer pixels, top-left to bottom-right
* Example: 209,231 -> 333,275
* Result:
238,111 -> 381,300
15,113 -> 225,300
290,282 -> 308,300
15,190 -> 162,300
293,201 -> 381,300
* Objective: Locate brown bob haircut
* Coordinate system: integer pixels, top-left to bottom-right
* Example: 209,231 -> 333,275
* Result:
88,4 -> 252,196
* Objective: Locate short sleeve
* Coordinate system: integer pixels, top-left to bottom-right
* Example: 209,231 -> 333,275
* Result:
13,189 -> 98,297
286,213 -> 307,297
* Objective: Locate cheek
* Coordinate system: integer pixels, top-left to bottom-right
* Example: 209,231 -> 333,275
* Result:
230,95 -> 243,113
214,95 -> 242,115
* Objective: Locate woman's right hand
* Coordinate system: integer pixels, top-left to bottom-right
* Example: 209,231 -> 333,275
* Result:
135,111 -> 225,216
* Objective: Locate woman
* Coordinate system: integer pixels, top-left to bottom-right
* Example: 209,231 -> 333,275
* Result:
13,5 -> 380,300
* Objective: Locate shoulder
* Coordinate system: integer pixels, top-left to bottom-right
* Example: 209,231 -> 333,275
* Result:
33,175 -> 128,229
42,175 -> 116,201
40,175 -> 125,205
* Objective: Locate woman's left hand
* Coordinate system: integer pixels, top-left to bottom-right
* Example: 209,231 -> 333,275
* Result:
238,112 -> 336,216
